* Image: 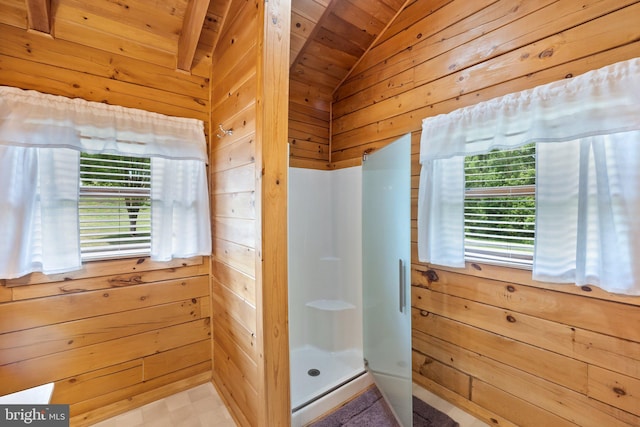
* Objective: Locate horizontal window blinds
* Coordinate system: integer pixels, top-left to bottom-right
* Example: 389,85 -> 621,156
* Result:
464,143 -> 535,268
79,153 -> 151,260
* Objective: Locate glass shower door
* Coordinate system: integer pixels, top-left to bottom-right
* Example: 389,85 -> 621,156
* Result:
362,133 -> 412,426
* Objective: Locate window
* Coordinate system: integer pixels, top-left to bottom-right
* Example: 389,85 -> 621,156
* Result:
0,85 -> 211,279
464,143 -> 535,268
417,58 -> 640,295
79,153 -> 151,260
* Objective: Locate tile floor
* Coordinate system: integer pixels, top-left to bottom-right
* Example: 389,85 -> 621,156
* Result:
93,381 -> 490,427
92,383 -> 236,427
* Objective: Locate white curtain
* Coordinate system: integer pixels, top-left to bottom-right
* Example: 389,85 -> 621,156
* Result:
151,158 -> 211,261
0,86 -> 206,161
534,134 -> 640,294
0,146 -> 81,277
0,86 -> 211,279
418,57 -> 640,294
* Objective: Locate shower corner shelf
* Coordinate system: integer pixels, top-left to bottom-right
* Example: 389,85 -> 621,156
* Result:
305,299 -> 355,311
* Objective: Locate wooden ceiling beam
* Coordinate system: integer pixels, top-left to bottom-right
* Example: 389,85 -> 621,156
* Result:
177,0 -> 211,72
25,0 -> 52,35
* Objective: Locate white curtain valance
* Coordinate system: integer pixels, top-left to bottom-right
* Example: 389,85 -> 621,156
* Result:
419,58 -> 640,161
418,57 -> 640,295
0,86 -> 207,162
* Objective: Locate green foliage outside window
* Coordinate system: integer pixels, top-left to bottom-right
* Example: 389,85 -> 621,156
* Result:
464,143 -> 536,259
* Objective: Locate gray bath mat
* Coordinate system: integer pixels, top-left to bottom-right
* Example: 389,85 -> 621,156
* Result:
412,395 -> 459,427
308,386 -> 459,426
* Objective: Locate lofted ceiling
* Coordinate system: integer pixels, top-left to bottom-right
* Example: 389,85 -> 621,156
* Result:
290,0 -> 407,96
0,0 -> 405,90
0,0 -> 229,76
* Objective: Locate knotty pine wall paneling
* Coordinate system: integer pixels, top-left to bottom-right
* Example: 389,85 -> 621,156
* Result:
0,24 -> 209,122
210,1 -> 260,424
0,257 -> 212,426
332,1 -> 640,426
209,0 -> 291,425
0,8 -> 214,425
288,0 -> 333,169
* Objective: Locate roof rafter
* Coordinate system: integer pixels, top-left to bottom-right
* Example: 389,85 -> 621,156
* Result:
177,0 -> 211,72
25,0 -> 52,35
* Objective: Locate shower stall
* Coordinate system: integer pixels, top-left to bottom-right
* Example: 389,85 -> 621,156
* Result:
288,133 -> 412,425
288,166 -> 365,412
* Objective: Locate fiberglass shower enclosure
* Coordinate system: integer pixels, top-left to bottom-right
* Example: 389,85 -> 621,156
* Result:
288,166 -> 364,411
289,134 -> 412,423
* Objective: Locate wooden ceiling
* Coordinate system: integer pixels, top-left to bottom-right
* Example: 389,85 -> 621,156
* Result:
0,0 -> 229,76
290,0 -> 407,95
0,0 -> 406,89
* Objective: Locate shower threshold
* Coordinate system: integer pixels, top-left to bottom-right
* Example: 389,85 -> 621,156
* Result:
292,369 -> 366,413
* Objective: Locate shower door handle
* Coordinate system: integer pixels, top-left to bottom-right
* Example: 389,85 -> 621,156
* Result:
399,258 -> 406,313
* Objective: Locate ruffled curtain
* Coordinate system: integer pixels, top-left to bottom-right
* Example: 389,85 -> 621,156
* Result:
0,86 -> 211,279
417,58 -> 640,294
0,86 -> 207,161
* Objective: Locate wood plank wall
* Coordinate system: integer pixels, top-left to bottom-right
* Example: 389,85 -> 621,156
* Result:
209,0 -> 261,425
288,1 -> 332,169
210,0 -> 260,426
210,0 -> 291,424
330,1 -> 640,426
0,16 -> 213,426
0,257 -> 211,426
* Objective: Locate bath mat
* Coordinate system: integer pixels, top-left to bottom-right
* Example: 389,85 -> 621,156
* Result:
309,386 -> 398,426
308,386 -> 459,426
413,395 -> 459,427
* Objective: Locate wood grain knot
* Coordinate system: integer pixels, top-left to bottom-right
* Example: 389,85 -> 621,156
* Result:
419,310 -> 429,317
613,387 -> 626,396
425,269 -> 439,282
506,315 -> 516,323
538,48 -> 554,58
581,285 -> 592,292
506,285 -> 516,293
471,263 -> 482,271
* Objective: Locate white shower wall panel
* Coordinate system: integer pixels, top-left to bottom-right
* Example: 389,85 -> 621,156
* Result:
288,165 -> 363,366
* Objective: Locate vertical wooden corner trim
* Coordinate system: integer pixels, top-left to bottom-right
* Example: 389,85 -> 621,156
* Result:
255,0 -> 292,426
177,0 -> 211,72
25,0 -> 52,34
